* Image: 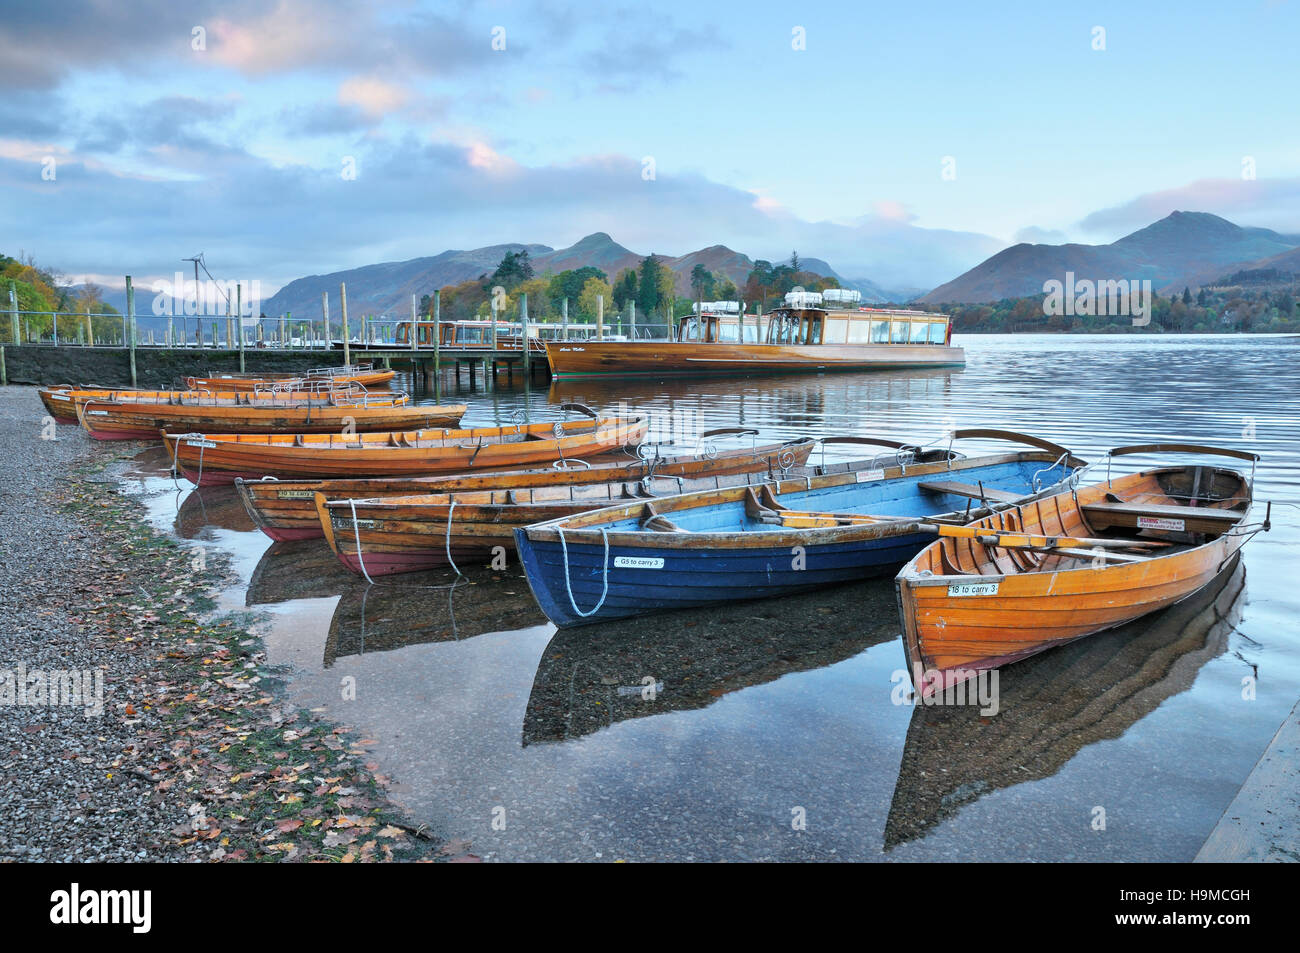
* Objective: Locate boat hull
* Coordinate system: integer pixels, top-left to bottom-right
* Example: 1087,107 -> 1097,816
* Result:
79,401 -> 463,441
516,451 -> 1084,627
895,465 -> 1253,695
545,340 -> 965,378
236,439 -> 816,540
163,415 -> 650,486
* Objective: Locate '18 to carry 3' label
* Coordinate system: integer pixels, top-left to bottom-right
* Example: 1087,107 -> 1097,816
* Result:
278,490 -> 315,499
1137,516 -> 1184,531
186,439 -> 217,448
947,582 -> 999,597
856,469 -> 886,483
614,556 -> 664,569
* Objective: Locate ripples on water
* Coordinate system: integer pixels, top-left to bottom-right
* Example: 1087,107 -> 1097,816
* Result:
128,334 -> 1300,861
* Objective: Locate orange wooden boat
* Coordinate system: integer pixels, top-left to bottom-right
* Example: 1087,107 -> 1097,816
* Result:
185,363 -> 395,391
76,389 -> 463,441
39,385 -> 153,423
162,411 -> 650,486
315,440 -> 866,577
237,433 -> 817,540
895,444 -> 1267,698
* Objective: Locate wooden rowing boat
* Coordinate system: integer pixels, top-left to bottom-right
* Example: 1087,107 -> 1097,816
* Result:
161,411 -> 651,486
883,558 -> 1245,850
316,449 -> 851,577
76,389 -> 463,441
186,365 -> 396,391
514,431 -> 1087,627
39,385 -> 155,423
236,433 -> 818,541
894,444 -> 1265,698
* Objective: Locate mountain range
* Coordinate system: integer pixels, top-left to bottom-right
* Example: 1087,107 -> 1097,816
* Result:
259,233 -> 921,320
919,212 -> 1300,303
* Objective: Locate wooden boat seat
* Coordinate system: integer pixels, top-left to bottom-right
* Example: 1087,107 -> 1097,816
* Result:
1082,501 -> 1241,534
917,480 -> 1022,504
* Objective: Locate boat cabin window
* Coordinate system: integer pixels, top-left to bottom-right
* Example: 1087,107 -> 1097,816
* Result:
890,320 -> 908,343
928,321 -> 947,344
909,321 -> 930,344
824,318 -> 849,344
804,316 -> 823,344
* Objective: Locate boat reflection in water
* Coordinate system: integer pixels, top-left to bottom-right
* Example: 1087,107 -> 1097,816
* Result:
173,485 -> 257,538
323,567 -> 547,668
245,539 -> 356,606
522,577 -> 901,746
883,558 -> 1247,850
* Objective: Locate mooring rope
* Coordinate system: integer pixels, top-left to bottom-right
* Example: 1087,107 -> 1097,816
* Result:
347,498 -> 375,585
557,526 -> 610,619
444,499 -> 463,577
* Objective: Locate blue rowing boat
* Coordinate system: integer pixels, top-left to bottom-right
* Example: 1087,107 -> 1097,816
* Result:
515,430 -> 1088,627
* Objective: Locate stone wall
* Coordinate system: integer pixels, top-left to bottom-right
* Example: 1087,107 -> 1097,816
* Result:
0,346 -> 353,388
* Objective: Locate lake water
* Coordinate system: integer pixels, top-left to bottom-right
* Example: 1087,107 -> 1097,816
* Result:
120,333 -> 1300,861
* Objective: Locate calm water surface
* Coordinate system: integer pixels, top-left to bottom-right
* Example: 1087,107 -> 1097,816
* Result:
121,334 -> 1300,861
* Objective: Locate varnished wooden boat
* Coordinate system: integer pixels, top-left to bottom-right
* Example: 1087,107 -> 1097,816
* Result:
236,433 -> 818,541
161,411 -> 650,486
39,385 -> 157,423
316,452 -> 853,577
185,364 -> 396,391
884,558 -> 1245,850
515,431 -> 1087,627
76,390 -> 463,441
895,445 -> 1266,698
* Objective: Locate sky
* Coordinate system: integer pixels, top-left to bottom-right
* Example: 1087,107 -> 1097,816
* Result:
2,0 -> 1298,297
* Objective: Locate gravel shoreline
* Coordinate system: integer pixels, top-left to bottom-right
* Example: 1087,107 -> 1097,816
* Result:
0,386 -> 457,862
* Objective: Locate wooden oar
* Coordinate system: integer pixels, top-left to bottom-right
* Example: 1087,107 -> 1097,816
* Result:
914,522 -> 1169,552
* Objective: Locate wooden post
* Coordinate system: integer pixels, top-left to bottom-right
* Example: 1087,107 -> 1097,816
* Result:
321,291 -> 330,352
8,282 -> 18,344
126,275 -> 137,387
562,297 -> 568,339
432,289 -> 440,378
52,311 -> 58,347
340,282 -> 351,367
630,300 -> 636,339
410,295 -> 418,352
280,314 -> 286,348
596,295 -> 604,341
237,283 -> 245,372
361,313 -> 367,349
0,345 -> 6,386
520,292 -> 530,378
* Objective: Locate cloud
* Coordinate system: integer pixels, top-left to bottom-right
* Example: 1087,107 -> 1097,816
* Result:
0,135 -> 1004,293
338,77 -> 411,117
1079,177 -> 1300,238
1012,225 -> 1069,244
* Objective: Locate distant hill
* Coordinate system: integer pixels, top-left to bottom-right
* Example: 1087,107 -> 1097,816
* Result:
260,232 -> 914,317
919,211 -> 1300,304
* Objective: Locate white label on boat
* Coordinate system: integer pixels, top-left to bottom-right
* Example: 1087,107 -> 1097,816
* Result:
52,393 -> 70,400
947,582 -> 1000,597
278,490 -> 315,499
614,556 -> 664,569
186,439 -> 217,448
88,410 -> 109,415
1137,516 -> 1184,531
856,468 -> 886,483
339,518 -> 378,529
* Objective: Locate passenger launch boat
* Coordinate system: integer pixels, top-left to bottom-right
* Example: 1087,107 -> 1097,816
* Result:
894,444 -> 1267,697
515,431 -> 1085,626
544,291 -> 964,378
